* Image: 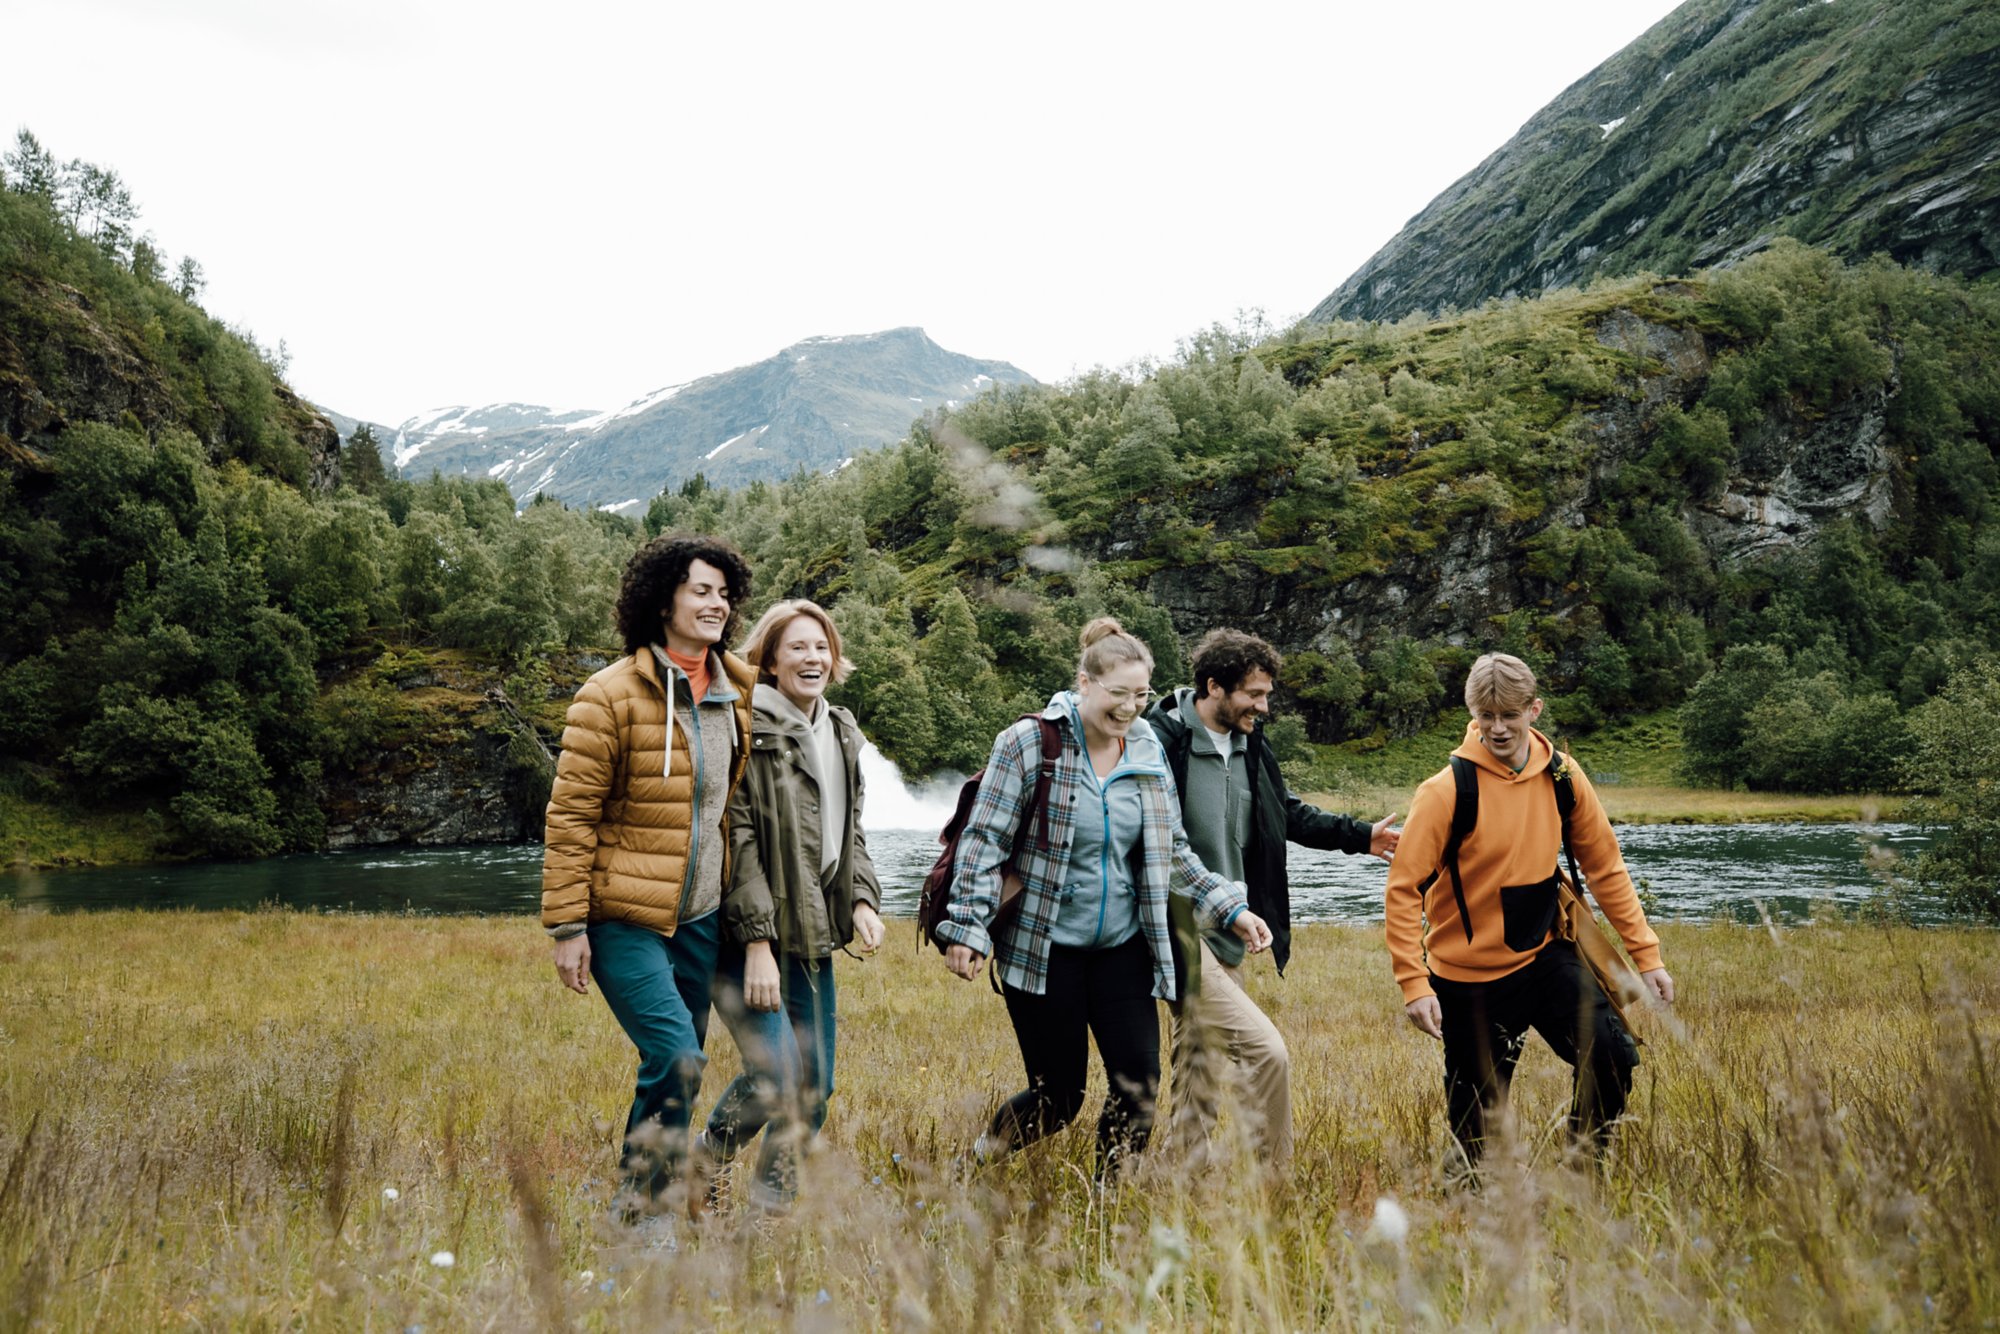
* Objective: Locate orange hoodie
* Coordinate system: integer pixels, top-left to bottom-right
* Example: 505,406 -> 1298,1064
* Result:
1384,721 -> 1663,1003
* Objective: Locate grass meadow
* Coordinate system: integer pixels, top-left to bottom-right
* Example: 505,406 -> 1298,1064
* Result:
1,910 -> 1995,1330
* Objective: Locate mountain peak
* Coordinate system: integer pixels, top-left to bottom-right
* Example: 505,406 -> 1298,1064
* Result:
1311,0 -> 1998,323
373,330 -> 1035,505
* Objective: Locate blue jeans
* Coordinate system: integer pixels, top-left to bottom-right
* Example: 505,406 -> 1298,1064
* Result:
707,947 -> 838,1201
588,913 -> 723,1199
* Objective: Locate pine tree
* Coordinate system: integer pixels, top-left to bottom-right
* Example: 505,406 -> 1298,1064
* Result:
342,424 -> 389,496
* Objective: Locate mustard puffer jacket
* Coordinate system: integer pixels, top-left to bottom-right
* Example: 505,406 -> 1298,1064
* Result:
540,647 -> 758,935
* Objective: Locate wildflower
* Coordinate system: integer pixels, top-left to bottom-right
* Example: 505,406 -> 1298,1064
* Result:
815,1289 -> 831,1305
891,1152 -> 902,1164
383,1187 -> 400,1201
599,1278 -> 617,1293
1365,1196 -> 1410,1246
578,1271 -> 594,1284
429,1251 -> 455,1268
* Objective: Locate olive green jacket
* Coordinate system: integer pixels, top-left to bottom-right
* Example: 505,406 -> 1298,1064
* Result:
724,684 -> 882,958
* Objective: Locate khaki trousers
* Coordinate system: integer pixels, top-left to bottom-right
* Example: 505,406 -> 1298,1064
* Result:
1168,940 -> 1293,1172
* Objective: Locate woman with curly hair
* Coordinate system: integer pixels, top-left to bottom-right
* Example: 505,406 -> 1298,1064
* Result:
541,532 -> 778,1217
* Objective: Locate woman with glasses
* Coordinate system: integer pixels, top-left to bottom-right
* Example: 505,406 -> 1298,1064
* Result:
934,617 -> 1273,1177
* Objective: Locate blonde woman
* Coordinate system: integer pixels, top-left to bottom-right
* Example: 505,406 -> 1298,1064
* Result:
935,617 -> 1272,1176
698,600 -> 884,1206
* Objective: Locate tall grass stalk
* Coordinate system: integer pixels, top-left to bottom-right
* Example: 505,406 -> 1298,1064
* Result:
0,910 -> 1992,1328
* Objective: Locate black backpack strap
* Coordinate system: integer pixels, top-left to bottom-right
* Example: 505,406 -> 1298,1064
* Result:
1551,757 -> 1583,897
1416,756 -> 1480,944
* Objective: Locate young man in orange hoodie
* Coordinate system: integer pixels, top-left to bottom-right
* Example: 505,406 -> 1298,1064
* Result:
1385,653 -> 1675,1170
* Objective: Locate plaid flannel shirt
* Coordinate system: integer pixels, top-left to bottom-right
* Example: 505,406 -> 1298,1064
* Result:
934,692 -> 1248,999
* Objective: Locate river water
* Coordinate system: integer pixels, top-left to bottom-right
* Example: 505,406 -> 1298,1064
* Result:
0,746 -> 1933,924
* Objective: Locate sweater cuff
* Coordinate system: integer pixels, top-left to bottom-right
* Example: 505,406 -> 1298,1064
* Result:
546,921 -> 588,941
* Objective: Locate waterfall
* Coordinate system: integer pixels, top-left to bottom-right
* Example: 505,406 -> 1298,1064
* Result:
857,742 -> 961,831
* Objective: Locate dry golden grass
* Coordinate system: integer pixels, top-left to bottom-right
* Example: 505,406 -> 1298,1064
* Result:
1,909 -> 1995,1329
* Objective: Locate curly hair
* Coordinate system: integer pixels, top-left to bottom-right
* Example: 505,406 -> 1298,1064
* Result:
1191,628 -> 1283,698
613,533 -> 754,655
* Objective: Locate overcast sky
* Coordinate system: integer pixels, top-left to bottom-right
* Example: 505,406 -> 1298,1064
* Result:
7,0 -> 1682,427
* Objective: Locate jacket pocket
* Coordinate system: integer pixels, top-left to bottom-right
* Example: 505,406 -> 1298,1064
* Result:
1499,875 -> 1560,954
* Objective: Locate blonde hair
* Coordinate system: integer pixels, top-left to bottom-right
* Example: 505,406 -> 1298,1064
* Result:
739,600 -> 854,685
1465,652 -> 1538,712
1077,616 -> 1154,678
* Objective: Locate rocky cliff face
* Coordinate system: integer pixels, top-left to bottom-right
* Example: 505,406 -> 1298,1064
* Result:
316,653 -> 589,849
1311,0 -> 1999,324
376,327 -> 1036,510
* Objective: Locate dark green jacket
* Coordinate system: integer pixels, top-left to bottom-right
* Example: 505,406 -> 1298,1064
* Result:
1145,689 -> 1372,973
723,685 -> 882,958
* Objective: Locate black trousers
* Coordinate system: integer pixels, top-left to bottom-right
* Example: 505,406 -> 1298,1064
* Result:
995,934 -> 1161,1174
1432,939 -> 1638,1165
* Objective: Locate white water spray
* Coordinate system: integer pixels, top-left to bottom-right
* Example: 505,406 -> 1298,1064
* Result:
857,742 -> 961,831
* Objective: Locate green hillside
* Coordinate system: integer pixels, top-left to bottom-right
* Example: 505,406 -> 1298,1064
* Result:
1315,0 -> 2000,322
5,131 -> 1999,873
0,135 -> 632,861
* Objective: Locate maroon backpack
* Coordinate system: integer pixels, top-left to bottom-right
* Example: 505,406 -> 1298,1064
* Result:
916,716 -> 1063,961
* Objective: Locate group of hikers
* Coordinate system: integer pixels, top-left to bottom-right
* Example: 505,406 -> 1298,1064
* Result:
540,533 -> 1676,1221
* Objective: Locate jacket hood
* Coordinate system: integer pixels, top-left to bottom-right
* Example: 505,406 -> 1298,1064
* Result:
751,681 -> 821,735
1450,719 -> 1554,780
1044,689 -> 1171,778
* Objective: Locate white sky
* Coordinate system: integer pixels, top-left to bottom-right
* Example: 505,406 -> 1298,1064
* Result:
5,0 -> 1683,426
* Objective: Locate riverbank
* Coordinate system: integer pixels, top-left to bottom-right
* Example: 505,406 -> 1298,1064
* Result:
1304,781 -> 1905,826
1300,708 -> 1905,825
3,910 -> 1993,1328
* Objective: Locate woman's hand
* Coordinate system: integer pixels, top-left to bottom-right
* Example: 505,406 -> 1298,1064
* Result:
744,940 -> 782,1012
852,903 -> 885,954
945,944 -> 985,981
1230,910 -> 1274,953
553,933 -> 591,995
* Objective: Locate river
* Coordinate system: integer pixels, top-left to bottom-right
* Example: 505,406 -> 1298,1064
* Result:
2,746 -> 1935,923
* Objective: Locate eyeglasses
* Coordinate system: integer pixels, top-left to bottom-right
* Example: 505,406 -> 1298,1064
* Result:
1090,678 -> 1154,706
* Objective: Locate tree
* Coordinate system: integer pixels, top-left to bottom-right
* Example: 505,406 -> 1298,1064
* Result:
918,587 -> 1005,772
69,161 -> 137,259
1678,644 -> 1788,785
1899,660 -> 2000,920
342,424 -> 390,496
174,255 -> 205,303
2,129 -> 62,201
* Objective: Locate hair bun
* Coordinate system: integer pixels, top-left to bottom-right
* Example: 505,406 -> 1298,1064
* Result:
1078,616 -> 1127,651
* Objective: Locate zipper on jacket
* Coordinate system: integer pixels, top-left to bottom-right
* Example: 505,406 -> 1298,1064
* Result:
684,684 -> 708,904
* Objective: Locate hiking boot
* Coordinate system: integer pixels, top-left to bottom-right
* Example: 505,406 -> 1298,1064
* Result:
685,1130 -> 730,1221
